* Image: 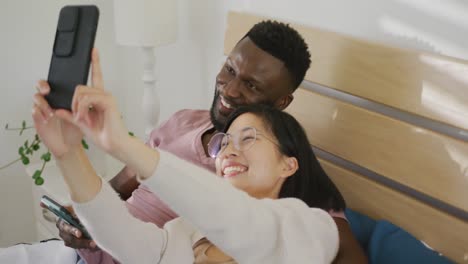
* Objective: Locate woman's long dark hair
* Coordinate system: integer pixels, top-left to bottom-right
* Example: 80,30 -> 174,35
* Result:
223,104 -> 346,212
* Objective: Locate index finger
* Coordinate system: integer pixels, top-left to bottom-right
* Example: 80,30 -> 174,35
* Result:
36,80 -> 51,95
91,48 -> 104,90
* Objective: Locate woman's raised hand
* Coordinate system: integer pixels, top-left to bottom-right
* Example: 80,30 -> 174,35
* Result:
56,49 -> 130,155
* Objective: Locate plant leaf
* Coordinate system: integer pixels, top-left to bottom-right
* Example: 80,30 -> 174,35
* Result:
22,120 -> 26,129
35,177 -> 44,185
22,156 -> 30,165
32,170 -> 41,179
19,146 -> 24,155
82,139 -> 89,149
41,152 -> 51,162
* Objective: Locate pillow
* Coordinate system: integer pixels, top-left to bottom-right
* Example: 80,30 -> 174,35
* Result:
345,209 -> 454,264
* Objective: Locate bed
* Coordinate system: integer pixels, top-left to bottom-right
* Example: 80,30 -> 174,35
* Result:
224,11 -> 468,263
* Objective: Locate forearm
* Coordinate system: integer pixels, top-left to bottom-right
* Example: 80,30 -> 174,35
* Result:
332,218 -> 368,264
74,180 -> 166,264
113,136 -> 159,181
109,166 -> 139,200
56,147 -> 102,203
141,151 -> 339,262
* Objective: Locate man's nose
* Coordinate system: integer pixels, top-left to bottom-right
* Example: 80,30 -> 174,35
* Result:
223,78 -> 242,98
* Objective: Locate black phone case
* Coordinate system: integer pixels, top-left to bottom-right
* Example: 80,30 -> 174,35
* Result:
46,5 -> 99,110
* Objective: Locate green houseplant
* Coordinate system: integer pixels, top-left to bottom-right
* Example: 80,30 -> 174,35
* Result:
1,121 -> 89,185
2,118 -> 134,185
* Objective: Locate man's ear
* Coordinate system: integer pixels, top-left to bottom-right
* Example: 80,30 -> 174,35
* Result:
275,94 -> 294,110
280,156 -> 298,179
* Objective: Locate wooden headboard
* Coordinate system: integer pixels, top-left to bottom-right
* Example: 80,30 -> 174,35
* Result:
225,11 -> 468,263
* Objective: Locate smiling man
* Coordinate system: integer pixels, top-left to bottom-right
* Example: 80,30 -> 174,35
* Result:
56,20 -> 367,264
209,34 -> 299,131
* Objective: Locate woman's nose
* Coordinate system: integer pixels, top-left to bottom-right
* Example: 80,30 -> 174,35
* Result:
219,139 -> 240,158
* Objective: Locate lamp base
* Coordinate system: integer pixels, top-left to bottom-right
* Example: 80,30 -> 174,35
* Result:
141,46 -> 160,139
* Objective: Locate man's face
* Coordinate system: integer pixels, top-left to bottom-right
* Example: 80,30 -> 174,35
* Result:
210,37 -> 294,131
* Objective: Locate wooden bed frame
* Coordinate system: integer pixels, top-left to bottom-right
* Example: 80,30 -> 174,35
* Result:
225,11 -> 468,263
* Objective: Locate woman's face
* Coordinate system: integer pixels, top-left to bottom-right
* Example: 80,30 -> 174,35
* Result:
215,113 -> 298,199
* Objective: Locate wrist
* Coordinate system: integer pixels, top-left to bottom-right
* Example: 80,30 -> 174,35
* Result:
113,136 -> 159,180
55,146 -> 102,203
56,146 -> 85,163
111,134 -> 135,162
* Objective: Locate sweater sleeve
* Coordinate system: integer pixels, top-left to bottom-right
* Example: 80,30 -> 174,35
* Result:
141,150 -> 339,263
73,180 -> 168,264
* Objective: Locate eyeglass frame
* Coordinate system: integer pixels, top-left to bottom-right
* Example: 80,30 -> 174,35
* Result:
207,126 -> 280,158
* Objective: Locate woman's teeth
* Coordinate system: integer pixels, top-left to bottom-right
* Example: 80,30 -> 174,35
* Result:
223,166 -> 247,175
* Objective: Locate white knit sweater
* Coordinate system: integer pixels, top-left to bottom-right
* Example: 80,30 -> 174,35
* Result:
73,150 -> 339,264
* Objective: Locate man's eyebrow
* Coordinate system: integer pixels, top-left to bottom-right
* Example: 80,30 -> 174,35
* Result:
225,57 -> 263,85
244,75 -> 263,85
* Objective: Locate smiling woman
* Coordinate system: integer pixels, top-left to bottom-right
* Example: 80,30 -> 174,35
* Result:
214,115 -> 296,200
216,105 -> 348,212
30,74 -> 344,263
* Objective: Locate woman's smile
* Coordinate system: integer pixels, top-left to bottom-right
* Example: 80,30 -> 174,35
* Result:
221,161 -> 248,178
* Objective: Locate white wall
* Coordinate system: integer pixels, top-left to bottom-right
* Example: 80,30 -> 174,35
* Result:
1,0 -> 467,246
0,0 -> 122,246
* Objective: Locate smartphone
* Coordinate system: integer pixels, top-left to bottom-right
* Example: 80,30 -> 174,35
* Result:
40,195 -> 92,240
46,5 -> 99,110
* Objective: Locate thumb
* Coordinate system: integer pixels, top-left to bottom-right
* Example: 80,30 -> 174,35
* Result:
55,109 -> 93,137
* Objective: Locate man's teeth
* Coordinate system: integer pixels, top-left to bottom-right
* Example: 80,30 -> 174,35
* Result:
223,166 -> 247,175
221,98 -> 233,109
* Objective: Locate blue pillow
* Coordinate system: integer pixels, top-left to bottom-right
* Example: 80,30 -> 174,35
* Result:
345,209 -> 454,264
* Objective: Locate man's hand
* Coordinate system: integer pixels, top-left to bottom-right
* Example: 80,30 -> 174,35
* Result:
56,206 -> 98,251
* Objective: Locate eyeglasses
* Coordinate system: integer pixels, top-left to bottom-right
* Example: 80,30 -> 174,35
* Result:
207,126 -> 278,158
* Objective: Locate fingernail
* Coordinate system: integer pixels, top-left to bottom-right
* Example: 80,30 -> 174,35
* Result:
90,241 -> 96,248
74,229 -> 80,236
49,111 -> 54,117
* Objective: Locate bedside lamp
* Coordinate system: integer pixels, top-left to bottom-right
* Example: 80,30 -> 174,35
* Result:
114,0 -> 178,137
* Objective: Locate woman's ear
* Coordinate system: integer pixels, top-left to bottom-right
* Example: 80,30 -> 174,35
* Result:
280,156 -> 298,178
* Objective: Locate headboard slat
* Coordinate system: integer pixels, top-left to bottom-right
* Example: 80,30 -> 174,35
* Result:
288,88 -> 468,213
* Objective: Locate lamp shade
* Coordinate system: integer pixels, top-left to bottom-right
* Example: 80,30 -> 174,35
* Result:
114,0 -> 178,47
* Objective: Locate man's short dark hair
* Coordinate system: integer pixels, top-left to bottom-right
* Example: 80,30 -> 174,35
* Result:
244,20 -> 311,90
